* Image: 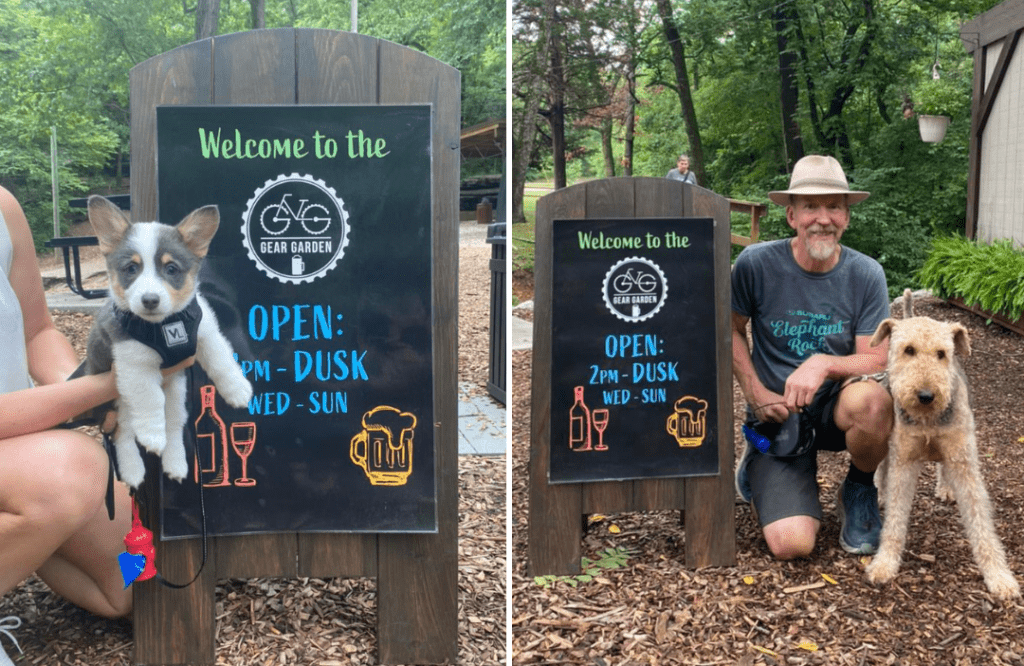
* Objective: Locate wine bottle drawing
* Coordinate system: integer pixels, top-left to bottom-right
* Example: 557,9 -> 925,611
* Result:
194,385 -> 231,487
569,385 -> 592,451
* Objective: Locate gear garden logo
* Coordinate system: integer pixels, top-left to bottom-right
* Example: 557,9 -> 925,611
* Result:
242,173 -> 351,284
602,256 -> 668,322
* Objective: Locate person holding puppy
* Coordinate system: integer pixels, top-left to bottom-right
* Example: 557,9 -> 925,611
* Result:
0,185 -> 188,664
732,155 -> 893,560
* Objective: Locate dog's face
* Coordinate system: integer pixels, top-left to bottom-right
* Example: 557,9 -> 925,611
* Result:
871,316 -> 970,422
87,196 -> 219,323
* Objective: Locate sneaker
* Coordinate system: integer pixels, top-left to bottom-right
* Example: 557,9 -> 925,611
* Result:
0,616 -> 22,666
836,479 -> 882,554
735,442 -> 755,503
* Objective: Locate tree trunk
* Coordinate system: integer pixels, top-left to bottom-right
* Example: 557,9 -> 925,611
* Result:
774,4 -> 803,171
195,0 -> 220,40
544,0 -> 567,190
655,0 -> 704,186
600,117 -> 615,178
512,84 -> 542,225
622,61 -> 636,176
249,0 -> 266,29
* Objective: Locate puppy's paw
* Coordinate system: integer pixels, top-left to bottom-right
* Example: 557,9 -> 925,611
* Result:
218,374 -> 254,409
116,444 -> 147,490
161,443 -> 189,483
865,555 -> 900,586
136,424 -> 167,455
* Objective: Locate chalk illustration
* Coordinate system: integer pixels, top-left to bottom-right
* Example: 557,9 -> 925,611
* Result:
230,422 -> 258,486
568,387 -> 611,452
194,385 -> 259,487
350,405 -> 417,486
591,409 -> 610,451
569,385 -> 592,451
666,395 -> 709,447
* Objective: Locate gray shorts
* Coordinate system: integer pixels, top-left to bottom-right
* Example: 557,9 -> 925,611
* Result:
745,380 -> 849,527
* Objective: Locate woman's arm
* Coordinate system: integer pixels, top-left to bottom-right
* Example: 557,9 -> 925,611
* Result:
1,186 -> 82,385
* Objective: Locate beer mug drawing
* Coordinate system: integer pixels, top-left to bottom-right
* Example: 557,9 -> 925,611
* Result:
291,254 -> 305,275
350,405 -> 417,486
666,395 -> 708,447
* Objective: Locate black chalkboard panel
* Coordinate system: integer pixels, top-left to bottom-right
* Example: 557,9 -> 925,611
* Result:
549,218 -> 719,484
155,105 -> 435,535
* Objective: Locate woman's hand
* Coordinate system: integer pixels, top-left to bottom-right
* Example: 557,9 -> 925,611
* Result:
98,357 -> 195,433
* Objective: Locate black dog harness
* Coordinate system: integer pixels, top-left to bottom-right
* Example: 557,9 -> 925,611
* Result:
114,298 -> 203,368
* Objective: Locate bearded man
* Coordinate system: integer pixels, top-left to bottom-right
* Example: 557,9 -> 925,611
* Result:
732,155 -> 894,560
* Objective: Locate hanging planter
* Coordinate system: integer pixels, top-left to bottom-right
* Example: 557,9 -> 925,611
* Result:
918,114 -> 951,143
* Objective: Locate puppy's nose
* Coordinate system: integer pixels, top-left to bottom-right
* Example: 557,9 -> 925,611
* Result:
142,294 -> 161,311
917,390 -> 934,405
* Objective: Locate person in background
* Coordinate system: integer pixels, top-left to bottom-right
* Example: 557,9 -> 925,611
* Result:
665,153 -> 697,185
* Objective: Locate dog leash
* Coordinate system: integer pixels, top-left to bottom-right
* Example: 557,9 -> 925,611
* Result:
61,365 -> 209,589
135,363 -> 210,590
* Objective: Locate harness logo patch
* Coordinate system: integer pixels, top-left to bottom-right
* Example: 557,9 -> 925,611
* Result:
162,321 -> 189,347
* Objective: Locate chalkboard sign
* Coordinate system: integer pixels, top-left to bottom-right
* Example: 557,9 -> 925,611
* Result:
155,105 -> 435,535
549,218 -> 719,484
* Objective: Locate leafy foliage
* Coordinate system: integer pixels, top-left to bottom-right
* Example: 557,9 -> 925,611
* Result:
533,547 -> 633,588
1,0 -> 503,249
918,235 -> 1024,321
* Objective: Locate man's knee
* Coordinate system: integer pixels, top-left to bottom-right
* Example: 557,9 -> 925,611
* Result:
837,381 -> 893,439
763,516 -> 819,560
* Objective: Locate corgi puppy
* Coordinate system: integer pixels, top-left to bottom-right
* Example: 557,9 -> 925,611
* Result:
84,196 -> 253,489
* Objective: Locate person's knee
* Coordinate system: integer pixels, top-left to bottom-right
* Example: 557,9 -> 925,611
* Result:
22,431 -> 108,529
763,516 -> 818,560
839,382 -> 893,440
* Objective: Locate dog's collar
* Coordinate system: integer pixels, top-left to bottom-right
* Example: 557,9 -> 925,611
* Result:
113,297 -> 203,369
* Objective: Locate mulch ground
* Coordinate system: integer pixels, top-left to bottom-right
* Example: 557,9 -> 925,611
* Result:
511,294 -> 1024,666
1,234 -> 505,665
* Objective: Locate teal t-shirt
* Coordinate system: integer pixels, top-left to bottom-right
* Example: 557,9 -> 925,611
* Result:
731,238 -> 889,396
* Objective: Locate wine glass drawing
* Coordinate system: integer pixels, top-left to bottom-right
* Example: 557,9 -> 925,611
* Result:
230,422 -> 257,487
592,409 -> 609,451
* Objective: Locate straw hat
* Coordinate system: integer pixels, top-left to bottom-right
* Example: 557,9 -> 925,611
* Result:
768,155 -> 869,206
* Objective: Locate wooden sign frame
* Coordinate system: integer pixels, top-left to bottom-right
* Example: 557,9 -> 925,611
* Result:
528,178 -> 736,575
128,29 -> 458,665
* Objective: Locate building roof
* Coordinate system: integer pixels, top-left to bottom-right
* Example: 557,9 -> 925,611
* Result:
461,118 -> 505,159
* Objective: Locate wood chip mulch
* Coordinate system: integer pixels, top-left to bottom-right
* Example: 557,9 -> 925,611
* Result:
511,295 -> 1024,666
1,230 -> 505,665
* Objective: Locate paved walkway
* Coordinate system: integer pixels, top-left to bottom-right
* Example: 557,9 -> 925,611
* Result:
43,219 -> 507,456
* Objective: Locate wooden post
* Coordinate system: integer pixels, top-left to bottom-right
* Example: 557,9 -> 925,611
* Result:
129,29 -> 458,665
529,177 -> 735,576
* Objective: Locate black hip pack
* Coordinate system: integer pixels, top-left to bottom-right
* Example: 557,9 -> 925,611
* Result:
742,410 -> 816,458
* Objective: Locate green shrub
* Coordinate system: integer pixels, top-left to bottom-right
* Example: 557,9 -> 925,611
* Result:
918,235 -> 1024,321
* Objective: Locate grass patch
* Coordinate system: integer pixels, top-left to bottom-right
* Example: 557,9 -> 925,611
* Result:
511,181 -> 548,275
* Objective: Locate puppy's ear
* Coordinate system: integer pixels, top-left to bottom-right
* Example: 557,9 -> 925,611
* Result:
88,196 -> 131,255
870,319 -> 895,347
176,205 -> 220,258
951,323 -> 971,357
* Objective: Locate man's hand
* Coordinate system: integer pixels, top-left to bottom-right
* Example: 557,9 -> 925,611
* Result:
783,354 -> 831,412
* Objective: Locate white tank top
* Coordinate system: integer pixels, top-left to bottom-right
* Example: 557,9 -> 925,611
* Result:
0,207 -> 33,393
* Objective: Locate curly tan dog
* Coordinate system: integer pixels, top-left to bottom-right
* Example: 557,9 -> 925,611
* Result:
865,290 -> 1020,600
